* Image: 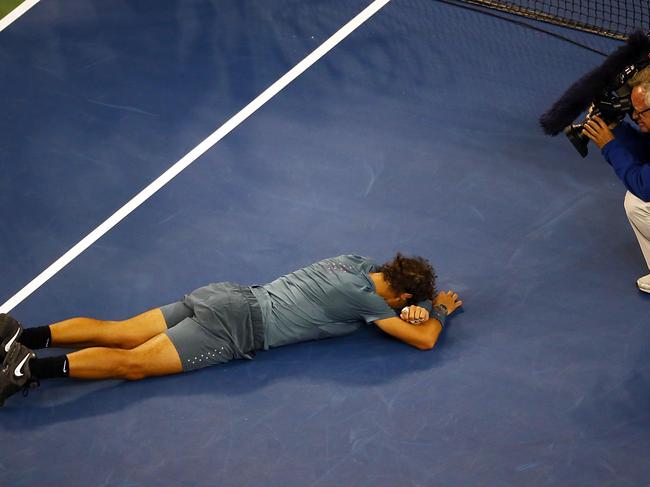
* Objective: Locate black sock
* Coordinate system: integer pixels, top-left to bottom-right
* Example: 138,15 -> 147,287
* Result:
20,326 -> 52,350
30,355 -> 69,379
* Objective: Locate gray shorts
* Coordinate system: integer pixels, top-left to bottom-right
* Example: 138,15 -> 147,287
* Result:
160,282 -> 264,372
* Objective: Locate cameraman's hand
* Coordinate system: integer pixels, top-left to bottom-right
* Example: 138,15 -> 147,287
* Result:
582,116 -> 615,149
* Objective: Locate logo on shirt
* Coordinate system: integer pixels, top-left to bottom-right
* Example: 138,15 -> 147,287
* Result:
324,262 -> 352,273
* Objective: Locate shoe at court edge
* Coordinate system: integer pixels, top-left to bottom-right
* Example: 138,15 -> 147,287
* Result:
0,342 -> 37,407
636,274 -> 650,293
0,313 -> 23,363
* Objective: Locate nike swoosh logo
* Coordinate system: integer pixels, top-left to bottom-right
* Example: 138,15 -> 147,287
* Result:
63,361 -> 67,374
14,354 -> 31,377
4,329 -> 20,353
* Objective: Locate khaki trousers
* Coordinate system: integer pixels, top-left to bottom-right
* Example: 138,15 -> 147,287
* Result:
624,190 -> 650,270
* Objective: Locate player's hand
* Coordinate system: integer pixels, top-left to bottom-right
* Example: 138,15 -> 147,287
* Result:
400,305 -> 429,324
582,116 -> 615,149
433,290 -> 462,315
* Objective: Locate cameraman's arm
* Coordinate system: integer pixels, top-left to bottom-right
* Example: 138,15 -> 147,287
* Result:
583,118 -> 646,152
608,122 -> 648,155
584,118 -> 650,201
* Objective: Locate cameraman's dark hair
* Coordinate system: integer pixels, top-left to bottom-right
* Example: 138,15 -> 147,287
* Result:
379,253 -> 436,304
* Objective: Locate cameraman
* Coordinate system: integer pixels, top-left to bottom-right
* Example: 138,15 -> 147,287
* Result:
583,81 -> 650,292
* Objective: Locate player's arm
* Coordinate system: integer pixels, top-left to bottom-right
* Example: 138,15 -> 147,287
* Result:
373,291 -> 462,350
374,315 -> 442,350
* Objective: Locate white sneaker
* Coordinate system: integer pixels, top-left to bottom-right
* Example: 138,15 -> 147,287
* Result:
636,274 -> 650,293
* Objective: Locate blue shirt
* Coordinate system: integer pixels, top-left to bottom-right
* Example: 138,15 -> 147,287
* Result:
602,122 -> 650,201
251,255 -> 400,349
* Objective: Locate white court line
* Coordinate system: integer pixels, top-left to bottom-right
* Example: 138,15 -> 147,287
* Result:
0,0 -> 40,33
0,0 -> 392,314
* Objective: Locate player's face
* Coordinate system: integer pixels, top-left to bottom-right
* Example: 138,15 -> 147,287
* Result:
383,288 -> 410,308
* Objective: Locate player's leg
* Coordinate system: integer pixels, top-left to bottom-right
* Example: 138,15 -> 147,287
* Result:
49,309 -> 168,349
39,312 -> 235,382
0,332 -> 183,406
1,302 -> 193,353
1,284 -> 260,406
66,332 -> 183,380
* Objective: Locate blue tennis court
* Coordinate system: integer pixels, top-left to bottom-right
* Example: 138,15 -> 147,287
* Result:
1,1 -> 649,485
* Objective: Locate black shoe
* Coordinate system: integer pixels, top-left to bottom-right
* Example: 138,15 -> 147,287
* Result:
0,314 -> 23,363
0,342 -> 37,407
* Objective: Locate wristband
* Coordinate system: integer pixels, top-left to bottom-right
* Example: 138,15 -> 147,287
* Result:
431,304 -> 448,328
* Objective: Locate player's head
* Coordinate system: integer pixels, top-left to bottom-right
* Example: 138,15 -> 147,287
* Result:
379,253 -> 436,306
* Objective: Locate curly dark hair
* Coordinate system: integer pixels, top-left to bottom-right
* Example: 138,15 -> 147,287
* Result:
379,253 -> 436,305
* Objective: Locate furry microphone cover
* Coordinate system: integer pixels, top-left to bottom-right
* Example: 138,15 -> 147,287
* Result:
540,31 -> 650,136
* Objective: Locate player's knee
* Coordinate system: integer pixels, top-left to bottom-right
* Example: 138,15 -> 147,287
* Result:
115,335 -> 141,350
122,350 -> 148,380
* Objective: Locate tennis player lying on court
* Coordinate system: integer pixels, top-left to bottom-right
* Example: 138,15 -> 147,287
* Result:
0,254 -> 462,406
